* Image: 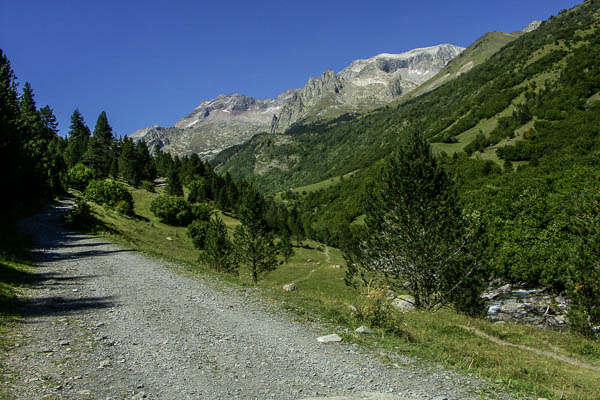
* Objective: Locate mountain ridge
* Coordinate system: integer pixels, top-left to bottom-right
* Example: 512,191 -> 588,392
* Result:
130,44 -> 464,158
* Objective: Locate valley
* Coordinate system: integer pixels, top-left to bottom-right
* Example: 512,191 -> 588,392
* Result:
2,1 -> 600,400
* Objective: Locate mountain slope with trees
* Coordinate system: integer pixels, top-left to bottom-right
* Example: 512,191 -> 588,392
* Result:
211,1 -> 600,331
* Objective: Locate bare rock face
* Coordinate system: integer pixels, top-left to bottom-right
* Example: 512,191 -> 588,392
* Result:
273,44 -> 464,132
131,44 -> 464,158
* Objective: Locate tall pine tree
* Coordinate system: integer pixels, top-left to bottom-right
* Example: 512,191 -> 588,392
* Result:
233,188 -> 278,283
64,109 -> 91,168
345,131 -> 486,313
84,111 -> 113,176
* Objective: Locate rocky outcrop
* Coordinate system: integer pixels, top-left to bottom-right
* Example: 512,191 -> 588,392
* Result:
482,282 -> 570,330
273,44 -> 464,132
131,45 -> 464,158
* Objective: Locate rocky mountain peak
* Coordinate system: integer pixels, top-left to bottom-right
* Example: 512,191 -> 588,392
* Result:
131,44 -> 464,158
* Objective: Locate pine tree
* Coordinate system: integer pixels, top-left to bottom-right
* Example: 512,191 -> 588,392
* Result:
279,230 -> 295,264
84,111 -> 113,176
166,166 -> 183,196
135,140 -> 155,182
345,131 -> 485,313
288,206 -> 304,246
119,137 -> 138,185
0,49 -> 22,217
39,105 -> 58,140
200,216 -> 237,274
64,109 -> 91,167
233,188 -> 278,283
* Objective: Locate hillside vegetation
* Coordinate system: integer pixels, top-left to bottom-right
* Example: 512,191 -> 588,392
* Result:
213,1 -> 600,293
3,2 -> 600,399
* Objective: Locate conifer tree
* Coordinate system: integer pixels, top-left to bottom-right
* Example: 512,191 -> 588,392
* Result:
0,50 -> 22,217
84,111 -> 113,176
200,216 -> 237,274
134,141 -> 155,182
345,131 -> 485,313
279,230 -> 294,264
233,188 -> 278,283
166,166 -> 183,196
39,105 -> 58,140
64,109 -> 91,167
119,137 -> 138,185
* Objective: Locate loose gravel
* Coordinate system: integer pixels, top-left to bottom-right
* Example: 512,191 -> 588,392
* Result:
2,201 -> 512,399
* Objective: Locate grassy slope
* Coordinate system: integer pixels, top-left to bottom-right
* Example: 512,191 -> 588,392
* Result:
83,188 -> 600,400
404,31 -> 519,103
214,2 -> 599,195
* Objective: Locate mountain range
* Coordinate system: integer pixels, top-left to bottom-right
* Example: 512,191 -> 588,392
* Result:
130,44 -> 465,158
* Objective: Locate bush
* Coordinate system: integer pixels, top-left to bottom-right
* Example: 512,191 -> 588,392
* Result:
141,180 -> 155,193
64,163 -> 97,191
84,179 -> 134,210
115,200 -> 133,216
188,220 -> 209,249
150,195 -> 193,226
190,202 -> 213,221
64,199 -> 92,228
352,280 -> 402,333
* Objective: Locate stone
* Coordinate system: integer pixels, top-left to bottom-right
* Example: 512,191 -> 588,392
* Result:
330,264 -> 343,269
98,359 -> 111,369
347,305 -> 357,312
317,334 -> 342,344
283,283 -> 297,292
355,326 -> 373,334
497,283 -> 512,294
481,290 -> 501,300
499,302 -> 528,314
59,340 -> 70,346
393,295 -> 415,311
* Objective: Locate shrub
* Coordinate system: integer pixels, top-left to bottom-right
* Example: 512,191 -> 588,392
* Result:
64,199 -> 92,228
352,280 -> 402,333
115,200 -> 133,216
141,180 -> 155,192
188,220 -> 209,249
191,202 -> 213,221
199,216 -> 237,274
64,163 -> 97,191
150,195 -> 192,226
568,187 -> 600,339
84,179 -> 134,210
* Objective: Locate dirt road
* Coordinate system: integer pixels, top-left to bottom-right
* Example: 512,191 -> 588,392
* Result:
2,201 -> 509,399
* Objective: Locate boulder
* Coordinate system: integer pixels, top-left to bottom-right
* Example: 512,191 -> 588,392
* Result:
283,283 -> 297,292
317,334 -> 342,343
393,295 -> 415,311
330,264 -> 343,269
355,326 -> 373,334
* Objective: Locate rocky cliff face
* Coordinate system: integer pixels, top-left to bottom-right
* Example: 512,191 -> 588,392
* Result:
131,44 -> 464,158
273,44 -> 464,131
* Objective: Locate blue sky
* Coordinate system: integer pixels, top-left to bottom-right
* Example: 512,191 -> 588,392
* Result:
0,0 -> 582,137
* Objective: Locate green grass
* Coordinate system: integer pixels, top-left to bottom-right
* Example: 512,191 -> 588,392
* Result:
83,189 -> 600,400
277,170 -> 358,198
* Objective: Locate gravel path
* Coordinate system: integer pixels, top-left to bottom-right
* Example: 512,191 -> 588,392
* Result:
2,201 -> 511,399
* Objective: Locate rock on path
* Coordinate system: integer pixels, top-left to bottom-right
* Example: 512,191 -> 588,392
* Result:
2,200 -> 511,399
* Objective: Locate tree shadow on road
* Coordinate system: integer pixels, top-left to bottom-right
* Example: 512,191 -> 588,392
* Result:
1,260 -> 118,319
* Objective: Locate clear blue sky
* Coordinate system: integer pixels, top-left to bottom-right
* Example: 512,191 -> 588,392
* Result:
0,0 -> 582,137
